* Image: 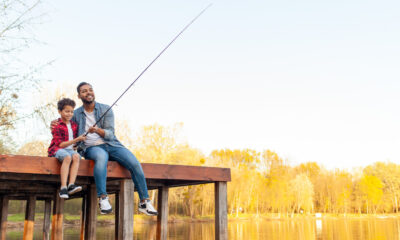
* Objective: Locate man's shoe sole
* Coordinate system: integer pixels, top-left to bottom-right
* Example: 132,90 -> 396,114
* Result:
68,186 -> 82,195
138,208 -> 158,216
100,208 -> 113,214
59,194 -> 69,199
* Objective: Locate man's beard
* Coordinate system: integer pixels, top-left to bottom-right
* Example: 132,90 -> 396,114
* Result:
81,96 -> 95,104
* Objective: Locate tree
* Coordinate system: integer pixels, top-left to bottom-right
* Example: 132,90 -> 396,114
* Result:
289,174 -> 314,213
358,174 -> 383,213
364,162 -> 400,213
0,0 -> 48,151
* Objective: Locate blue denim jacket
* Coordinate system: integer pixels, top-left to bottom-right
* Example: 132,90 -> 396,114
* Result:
72,102 -> 124,153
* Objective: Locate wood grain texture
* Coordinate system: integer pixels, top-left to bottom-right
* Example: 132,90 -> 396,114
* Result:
43,199 -> 51,240
117,180 -> 134,240
0,196 -> 8,240
23,196 -> 36,240
84,184 -> 97,240
157,187 -> 169,240
0,154 -> 231,182
215,182 -> 228,240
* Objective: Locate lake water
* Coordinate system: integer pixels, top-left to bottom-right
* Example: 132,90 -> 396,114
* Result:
6,216 -> 400,239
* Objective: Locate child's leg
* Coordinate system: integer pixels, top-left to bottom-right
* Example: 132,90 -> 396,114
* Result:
60,155 -> 72,187
68,153 -> 81,185
55,149 -> 73,188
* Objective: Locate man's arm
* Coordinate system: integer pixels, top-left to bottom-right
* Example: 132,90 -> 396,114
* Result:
88,108 -> 115,140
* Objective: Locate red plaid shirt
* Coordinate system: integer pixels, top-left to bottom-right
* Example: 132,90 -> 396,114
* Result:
48,118 -> 79,157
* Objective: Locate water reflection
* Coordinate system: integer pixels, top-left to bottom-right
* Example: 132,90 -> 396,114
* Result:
6,217 -> 400,239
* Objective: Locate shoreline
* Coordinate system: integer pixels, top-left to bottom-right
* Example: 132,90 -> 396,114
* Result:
6,213 -> 400,230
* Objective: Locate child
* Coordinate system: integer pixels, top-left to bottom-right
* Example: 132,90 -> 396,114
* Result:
48,98 -> 86,198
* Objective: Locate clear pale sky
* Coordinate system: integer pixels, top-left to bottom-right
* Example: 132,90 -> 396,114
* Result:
21,0 -> 400,169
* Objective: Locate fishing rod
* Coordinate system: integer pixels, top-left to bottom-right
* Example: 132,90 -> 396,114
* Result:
84,3 -> 212,136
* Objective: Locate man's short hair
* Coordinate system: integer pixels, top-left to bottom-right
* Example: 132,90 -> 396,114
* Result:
77,82 -> 92,94
57,98 -> 76,111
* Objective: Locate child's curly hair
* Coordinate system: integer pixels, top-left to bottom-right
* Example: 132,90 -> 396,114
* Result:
57,98 -> 76,111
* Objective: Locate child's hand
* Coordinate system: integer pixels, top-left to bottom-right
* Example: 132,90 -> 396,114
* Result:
76,134 -> 86,142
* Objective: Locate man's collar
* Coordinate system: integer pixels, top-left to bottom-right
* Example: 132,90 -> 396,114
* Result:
94,102 -> 99,110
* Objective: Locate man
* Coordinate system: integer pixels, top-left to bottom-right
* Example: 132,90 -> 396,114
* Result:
53,82 -> 157,215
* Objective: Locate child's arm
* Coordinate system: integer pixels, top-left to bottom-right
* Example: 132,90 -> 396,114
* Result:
59,135 -> 86,148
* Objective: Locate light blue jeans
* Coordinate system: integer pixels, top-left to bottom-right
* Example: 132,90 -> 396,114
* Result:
84,144 -> 149,200
55,149 -> 80,162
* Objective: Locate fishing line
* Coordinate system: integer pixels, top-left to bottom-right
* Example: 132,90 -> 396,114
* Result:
84,3 -> 213,136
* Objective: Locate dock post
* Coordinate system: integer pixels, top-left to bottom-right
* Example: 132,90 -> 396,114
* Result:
51,190 -> 64,240
80,195 -> 86,240
43,199 -> 52,240
116,179 -> 134,240
0,195 -> 9,240
84,184 -> 97,240
215,181 -> 228,240
156,186 -> 169,240
23,195 -> 36,240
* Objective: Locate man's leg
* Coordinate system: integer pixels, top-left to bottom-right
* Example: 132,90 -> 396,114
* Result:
85,145 -> 109,197
108,146 -> 158,216
108,146 -> 149,200
85,145 -> 112,214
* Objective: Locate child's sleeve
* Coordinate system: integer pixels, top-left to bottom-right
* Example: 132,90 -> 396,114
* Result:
51,126 -> 64,147
73,122 -> 78,139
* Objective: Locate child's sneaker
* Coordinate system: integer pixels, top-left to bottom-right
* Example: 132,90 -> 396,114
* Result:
67,184 -> 82,195
99,196 -> 112,214
59,187 -> 69,199
138,199 -> 158,216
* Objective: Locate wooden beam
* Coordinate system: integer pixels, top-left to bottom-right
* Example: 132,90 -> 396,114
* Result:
0,155 -> 231,182
23,195 -> 36,240
156,187 -> 169,240
0,196 -> 9,240
84,184 -> 97,240
43,199 -> 51,240
117,180 -> 134,240
80,196 -> 86,240
215,182 -> 228,240
114,193 -> 119,240
51,190 -> 64,240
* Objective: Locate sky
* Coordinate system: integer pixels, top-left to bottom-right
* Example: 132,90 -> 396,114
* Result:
18,0 -> 400,169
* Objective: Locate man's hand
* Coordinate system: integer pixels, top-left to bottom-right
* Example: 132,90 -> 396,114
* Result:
50,119 -> 58,131
88,125 -> 105,137
88,126 -> 98,133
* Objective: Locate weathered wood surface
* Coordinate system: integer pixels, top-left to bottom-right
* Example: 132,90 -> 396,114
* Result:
0,154 -> 231,182
116,180 -> 134,240
157,187 -> 169,240
43,199 -> 51,240
23,195 -> 36,240
50,190 -> 64,240
0,154 -> 231,240
0,196 -> 8,240
84,184 -> 97,240
215,182 -> 228,240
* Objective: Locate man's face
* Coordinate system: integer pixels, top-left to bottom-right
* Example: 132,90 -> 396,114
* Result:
78,84 -> 95,104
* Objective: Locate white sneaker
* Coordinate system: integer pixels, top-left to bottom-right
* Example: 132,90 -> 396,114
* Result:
99,196 -> 112,214
138,199 -> 158,216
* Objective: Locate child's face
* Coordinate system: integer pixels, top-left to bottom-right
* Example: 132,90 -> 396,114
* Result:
59,105 -> 74,121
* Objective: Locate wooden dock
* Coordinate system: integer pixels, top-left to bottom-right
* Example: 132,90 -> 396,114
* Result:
0,154 -> 231,240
